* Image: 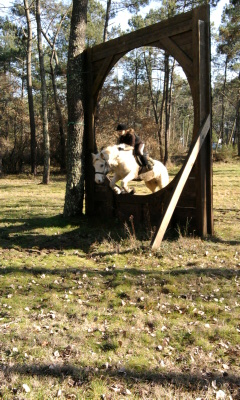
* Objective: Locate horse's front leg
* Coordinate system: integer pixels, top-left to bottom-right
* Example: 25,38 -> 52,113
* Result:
121,171 -> 137,193
109,174 -> 122,194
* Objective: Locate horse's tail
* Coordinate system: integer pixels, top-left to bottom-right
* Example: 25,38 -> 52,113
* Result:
161,165 -> 169,187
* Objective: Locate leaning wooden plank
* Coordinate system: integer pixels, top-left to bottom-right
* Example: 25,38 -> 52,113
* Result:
151,114 -> 210,250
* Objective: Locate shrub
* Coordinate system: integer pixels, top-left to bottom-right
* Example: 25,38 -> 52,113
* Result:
213,144 -> 237,162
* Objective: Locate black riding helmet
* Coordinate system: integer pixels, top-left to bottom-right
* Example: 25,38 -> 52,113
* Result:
116,123 -> 127,131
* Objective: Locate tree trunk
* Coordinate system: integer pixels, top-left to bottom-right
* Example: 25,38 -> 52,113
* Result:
50,56 -> 66,172
24,0 -> 37,176
103,0 -> 111,42
167,58 -> 175,145
144,51 -> 158,124
234,72 -> 240,156
63,0 -> 88,217
134,55 -> 139,119
144,50 -> 164,158
41,11 -> 69,173
237,98 -> 240,156
164,52 -> 169,165
158,74 -> 165,162
36,0 -> 50,184
220,56 -> 228,144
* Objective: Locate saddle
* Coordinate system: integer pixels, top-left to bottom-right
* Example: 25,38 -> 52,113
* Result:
136,154 -> 155,181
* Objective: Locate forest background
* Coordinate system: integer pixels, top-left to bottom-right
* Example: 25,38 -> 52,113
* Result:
0,0 -> 239,180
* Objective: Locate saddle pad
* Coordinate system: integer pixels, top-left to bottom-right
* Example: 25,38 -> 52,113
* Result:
138,170 -> 155,181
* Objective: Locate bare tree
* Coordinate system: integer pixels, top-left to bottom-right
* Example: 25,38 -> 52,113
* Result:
41,8 -> 70,173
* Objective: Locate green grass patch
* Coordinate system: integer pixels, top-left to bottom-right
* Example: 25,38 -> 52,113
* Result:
0,162 -> 240,399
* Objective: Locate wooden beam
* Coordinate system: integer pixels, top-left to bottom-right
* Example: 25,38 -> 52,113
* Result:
158,37 -> 193,78
91,19 -> 192,62
92,55 -> 115,97
151,114 -> 210,250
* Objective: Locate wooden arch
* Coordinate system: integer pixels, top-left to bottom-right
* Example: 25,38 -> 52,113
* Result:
84,4 -> 213,249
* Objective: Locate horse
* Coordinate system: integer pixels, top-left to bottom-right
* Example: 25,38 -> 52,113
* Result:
92,144 -> 169,194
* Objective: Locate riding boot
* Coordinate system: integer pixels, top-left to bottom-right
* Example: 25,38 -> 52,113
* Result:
140,154 -> 153,172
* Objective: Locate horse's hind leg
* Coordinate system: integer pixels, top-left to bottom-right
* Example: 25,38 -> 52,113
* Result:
145,179 -> 158,193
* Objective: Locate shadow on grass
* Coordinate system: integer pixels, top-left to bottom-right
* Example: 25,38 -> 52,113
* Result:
207,236 -> 240,246
0,211 -> 239,255
0,265 -> 239,281
1,362 -> 239,394
0,214 -> 130,254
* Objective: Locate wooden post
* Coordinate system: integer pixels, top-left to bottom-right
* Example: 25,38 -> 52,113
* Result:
192,9 -> 213,237
84,48 -> 95,216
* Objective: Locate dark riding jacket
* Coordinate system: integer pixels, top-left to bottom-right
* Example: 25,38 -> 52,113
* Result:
118,131 -> 143,156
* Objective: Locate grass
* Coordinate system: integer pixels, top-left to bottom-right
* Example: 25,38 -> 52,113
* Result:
0,161 -> 240,399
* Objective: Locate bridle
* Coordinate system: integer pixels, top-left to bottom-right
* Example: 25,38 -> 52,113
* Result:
94,157 -> 110,177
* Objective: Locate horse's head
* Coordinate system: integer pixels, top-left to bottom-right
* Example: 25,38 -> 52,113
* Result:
92,152 -> 109,184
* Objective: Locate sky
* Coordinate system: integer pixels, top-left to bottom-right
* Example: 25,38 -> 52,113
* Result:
112,0 -> 229,31
0,0 -> 229,30
109,0 -> 229,80
211,0 -> 229,28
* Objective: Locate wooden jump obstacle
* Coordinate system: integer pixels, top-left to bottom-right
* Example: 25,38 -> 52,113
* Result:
84,5 -> 213,249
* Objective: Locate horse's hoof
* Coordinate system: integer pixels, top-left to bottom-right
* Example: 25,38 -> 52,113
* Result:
114,188 -> 121,194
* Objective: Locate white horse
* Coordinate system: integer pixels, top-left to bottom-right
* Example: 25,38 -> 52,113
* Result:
92,144 -> 169,194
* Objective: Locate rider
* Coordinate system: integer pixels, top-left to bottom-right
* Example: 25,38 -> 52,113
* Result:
116,123 -> 153,171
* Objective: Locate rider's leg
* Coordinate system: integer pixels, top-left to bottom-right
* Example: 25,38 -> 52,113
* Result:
139,154 -> 153,170
138,143 -> 145,155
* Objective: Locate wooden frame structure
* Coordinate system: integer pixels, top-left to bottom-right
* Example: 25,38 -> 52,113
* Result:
84,4 -> 213,249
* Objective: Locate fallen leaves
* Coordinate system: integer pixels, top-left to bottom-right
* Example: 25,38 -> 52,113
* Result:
110,384 -> 131,396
